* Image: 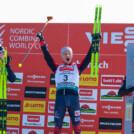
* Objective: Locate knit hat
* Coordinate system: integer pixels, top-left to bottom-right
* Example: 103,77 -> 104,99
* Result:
61,46 -> 73,57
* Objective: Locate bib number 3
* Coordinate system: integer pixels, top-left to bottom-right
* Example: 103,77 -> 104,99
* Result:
63,75 -> 68,81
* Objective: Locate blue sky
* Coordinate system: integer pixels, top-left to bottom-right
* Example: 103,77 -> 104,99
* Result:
0,0 -> 134,23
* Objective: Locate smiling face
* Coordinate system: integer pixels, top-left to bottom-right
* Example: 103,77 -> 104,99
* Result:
62,50 -> 73,64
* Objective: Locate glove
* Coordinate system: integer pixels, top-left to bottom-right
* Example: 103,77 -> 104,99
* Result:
6,56 -> 12,65
36,32 -> 44,41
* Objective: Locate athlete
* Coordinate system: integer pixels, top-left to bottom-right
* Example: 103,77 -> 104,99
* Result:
0,44 -> 16,132
36,31 -> 92,134
0,44 -> 16,82
118,77 -> 134,97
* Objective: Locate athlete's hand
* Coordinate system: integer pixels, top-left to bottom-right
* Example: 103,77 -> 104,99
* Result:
36,32 -> 44,41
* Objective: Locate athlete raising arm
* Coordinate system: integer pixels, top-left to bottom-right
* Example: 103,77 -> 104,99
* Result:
36,32 -> 92,134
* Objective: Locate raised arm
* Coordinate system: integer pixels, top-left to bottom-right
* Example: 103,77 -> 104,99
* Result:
77,45 -> 92,75
6,65 -> 16,82
37,32 -> 58,73
6,56 -> 16,82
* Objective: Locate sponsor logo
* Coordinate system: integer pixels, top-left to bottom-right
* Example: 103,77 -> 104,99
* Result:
47,116 -> 70,128
7,87 -> 21,98
7,100 -> 21,111
7,73 -> 23,84
80,89 -> 93,96
59,66 -> 74,71
81,119 -> 95,128
101,105 -> 121,110
22,114 -> 45,127
23,100 -> 46,113
26,74 -> 46,84
22,128 -> 44,134
80,115 -> 96,129
79,74 -> 98,86
50,74 -> 56,85
6,127 -> 19,134
81,118 -> 95,124
80,103 -> 97,115
48,102 -> 68,114
79,89 -> 97,101
75,117 -> 80,122
27,115 -> 40,122
75,110 -> 80,116
99,118 -> 122,130
100,89 -> 123,101
48,102 -> 55,113
27,74 -> 46,79
75,59 -> 110,70
86,27 -> 134,52
24,86 -> 47,98
7,114 -> 20,126
0,24 -> 5,45
49,88 -> 56,99
100,103 -> 122,117
101,75 -> 124,87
